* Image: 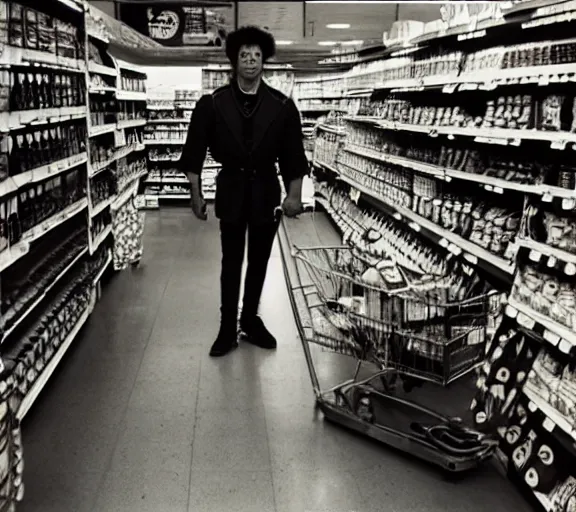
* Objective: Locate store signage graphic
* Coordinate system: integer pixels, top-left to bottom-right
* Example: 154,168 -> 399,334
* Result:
119,2 -> 234,47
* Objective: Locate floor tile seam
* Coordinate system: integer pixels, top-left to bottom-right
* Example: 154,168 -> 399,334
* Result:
186,321 -> 204,510
89,249 -> 181,512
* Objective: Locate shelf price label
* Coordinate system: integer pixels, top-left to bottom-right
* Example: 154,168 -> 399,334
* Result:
538,75 -> 550,87
460,83 -> 479,91
543,329 -> 560,346
480,81 -> 498,91
349,188 -> 360,204
442,84 -> 458,94
551,139 -> 567,150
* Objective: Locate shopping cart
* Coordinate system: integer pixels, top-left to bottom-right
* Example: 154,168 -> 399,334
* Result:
277,213 -> 498,473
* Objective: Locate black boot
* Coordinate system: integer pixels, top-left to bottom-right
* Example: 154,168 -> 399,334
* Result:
209,322 -> 239,357
239,315 -> 277,349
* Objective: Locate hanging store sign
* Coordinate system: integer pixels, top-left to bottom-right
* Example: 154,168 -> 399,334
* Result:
119,2 -> 235,47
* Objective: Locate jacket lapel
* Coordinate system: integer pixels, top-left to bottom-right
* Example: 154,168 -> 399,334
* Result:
213,81 -> 286,158
213,87 -> 246,154
250,83 -> 285,154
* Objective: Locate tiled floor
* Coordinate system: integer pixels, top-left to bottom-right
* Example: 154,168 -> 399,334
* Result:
20,207 -> 530,512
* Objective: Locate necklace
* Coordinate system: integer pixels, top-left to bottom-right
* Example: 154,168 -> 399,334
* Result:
238,80 -> 259,95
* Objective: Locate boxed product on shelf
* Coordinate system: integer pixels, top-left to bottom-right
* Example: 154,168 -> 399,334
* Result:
5,1 -> 85,62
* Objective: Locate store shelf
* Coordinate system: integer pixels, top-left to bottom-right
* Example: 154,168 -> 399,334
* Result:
523,382 -> 576,444
318,124 -> 346,135
116,90 -> 148,101
117,119 -> 147,129
93,251 -> 112,285
516,237 -> 576,272
314,160 -> 340,175
347,116 -> 576,149
0,45 -> 85,71
0,105 -> 86,131
344,145 -> 544,196
16,307 -> 91,421
144,139 -> 185,145
0,198 -> 88,273
89,123 -> 117,137
92,225 -> 113,253
1,247 -> 88,343
147,118 -> 190,124
89,87 -> 116,95
87,28 -> 110,45
156,194 -> 191,199
334,170 -> 515,281
89,144 -> 145,177
0,153 -> 88,198
146,178 -> 188,184
505,297 -> 576,353
376,62 -> 576,93
91,196 -> 114,217
88,62 -> 117,76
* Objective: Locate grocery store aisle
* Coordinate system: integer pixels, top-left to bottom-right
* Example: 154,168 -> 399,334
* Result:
19,207 -> 529,512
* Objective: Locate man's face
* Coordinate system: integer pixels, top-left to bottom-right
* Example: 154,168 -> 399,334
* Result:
236,44 -> 263,81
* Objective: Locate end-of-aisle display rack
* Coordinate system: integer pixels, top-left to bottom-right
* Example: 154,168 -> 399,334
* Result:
280,0 -> 576,505
0,0 -> 150,507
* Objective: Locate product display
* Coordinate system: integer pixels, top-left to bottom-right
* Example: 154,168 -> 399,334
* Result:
297,1 -> 576,503
112,197 -> 144,270
0,2 -> 151,506
143,89 -> 199,206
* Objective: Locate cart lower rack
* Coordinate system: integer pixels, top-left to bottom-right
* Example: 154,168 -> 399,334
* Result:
277,216 -> 498,473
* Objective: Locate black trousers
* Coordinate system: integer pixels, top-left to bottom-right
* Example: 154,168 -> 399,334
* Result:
219,219 -> 279,327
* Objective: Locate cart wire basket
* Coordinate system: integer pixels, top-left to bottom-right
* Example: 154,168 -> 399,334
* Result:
278,218 -> 498,473
293,244 -> 490,387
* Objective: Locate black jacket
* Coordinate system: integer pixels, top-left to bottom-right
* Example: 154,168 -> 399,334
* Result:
178,80 -> 309,224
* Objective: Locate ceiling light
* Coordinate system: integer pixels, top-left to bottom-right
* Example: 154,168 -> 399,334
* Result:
318,41 -> 338,46
326,23 -> 350,29
341,40 -> 363,46
276,40 -> 294,45
308,1 -> 394,3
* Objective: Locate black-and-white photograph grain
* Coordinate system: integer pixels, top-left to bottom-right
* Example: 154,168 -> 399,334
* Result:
0,0 -> 573,510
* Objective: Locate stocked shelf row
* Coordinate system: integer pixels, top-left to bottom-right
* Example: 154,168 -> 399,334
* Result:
303,5 -> 576,509
0,7 -> 151,502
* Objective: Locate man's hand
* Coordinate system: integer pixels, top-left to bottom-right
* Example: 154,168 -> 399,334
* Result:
282,195 -> 303,218
191,189 -> 208,221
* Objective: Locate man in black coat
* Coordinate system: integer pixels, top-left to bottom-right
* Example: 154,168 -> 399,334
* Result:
179,26 -> 308,357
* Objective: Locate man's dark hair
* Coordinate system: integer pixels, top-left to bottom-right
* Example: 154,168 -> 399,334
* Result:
225,26 -> 276,67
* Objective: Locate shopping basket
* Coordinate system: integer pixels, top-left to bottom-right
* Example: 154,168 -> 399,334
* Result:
277,215 -> 498,473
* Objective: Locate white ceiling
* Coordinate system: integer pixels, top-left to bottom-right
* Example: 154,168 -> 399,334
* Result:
91,1 -> 446,49
303,1 -> 442,44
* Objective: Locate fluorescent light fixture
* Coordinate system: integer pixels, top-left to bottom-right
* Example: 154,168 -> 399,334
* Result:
326,23 -> 350,29
276,40 -> 294,45
308,1 -> 396,3
341,40 -> 363,46
318,41 -> 338,46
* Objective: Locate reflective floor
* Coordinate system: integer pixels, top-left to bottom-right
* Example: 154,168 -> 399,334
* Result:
20,207 -> 529,511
